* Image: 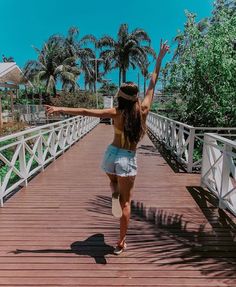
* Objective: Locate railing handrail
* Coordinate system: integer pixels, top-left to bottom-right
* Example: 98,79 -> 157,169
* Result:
195,127 -> 236,131
149,112 -> 194,129
204,133 -> 236,147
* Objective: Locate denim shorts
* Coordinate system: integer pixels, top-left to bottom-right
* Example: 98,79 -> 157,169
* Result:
101,144 -> 137,177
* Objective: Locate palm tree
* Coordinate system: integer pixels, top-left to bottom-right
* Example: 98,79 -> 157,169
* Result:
65,27 -> 97,89
24,36 -> 80,95
63,27 -> 104,92
98,24 -> 156,84
85,59 -> 105,92
58,27 -> 97,92
24,27 -> 99,94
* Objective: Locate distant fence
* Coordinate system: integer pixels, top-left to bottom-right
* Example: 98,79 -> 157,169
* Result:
14,105 -> 63,125
147,112 -> 236,172
201,133 -> 236,216
14,104 -> 44,114
0,116 -> 99,206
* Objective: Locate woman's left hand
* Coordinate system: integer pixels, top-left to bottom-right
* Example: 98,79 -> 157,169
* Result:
158,39 -> 170,59
44,105 -> 62,115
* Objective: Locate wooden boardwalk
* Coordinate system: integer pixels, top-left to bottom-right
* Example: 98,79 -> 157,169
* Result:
0,124 -> 236,287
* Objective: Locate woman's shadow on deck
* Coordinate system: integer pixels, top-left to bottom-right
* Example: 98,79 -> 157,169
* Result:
13,233 -> 114,265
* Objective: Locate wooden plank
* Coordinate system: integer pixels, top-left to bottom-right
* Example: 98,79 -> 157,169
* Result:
0,277 -> 233,286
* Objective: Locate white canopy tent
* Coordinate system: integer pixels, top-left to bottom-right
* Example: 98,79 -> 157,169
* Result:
0,62 -> 32,128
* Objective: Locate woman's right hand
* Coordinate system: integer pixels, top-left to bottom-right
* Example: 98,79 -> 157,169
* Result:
158,39 -> 170,60
44,105 -> 62,115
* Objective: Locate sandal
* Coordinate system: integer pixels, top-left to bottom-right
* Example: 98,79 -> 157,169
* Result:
112,192 -> 122,218
113,242 -> 127,255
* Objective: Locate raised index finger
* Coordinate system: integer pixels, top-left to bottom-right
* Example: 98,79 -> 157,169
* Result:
160,38 -> 163,49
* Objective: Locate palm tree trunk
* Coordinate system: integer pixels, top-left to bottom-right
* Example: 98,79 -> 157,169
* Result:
53,86 -> 57,96
94,81 -> 96,93
137,72 -> 140,90
40,92 -> 43,106
119,69 -> 121,86
122,68 -> 126,83
144,76 -> 146,95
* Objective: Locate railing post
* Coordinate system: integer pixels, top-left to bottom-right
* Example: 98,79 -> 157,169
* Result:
0,178 -> 3,207
18,136 -> 28,186
219,143 -> 231,208
171,122 -> 176,149
201,134 -> 209,188
49,127 -> 56,160
37,130 -> 44,171
187,127 -> 195,173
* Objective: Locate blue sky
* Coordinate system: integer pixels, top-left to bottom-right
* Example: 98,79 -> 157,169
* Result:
1,0 -> 214,89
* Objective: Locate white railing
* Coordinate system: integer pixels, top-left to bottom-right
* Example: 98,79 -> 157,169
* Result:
147,112 -> 236,172
0,116 -> 100,206
201,133 -> 236,216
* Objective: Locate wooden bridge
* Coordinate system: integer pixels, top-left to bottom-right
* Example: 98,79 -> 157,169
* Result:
0,123 -> 236,286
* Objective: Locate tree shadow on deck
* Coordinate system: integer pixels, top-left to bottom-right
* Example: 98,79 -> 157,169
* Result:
142,130 -> 187,173
87,191 -> 236,282
13,233 -> 114,265
131,187 -> 236,280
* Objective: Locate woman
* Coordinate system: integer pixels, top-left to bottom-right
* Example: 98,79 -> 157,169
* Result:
45,40 -> 169,255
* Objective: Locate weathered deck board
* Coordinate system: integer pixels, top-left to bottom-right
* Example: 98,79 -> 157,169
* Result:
0,124 -> 235,287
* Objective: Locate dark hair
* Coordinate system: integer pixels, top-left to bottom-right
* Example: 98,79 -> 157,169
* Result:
117,82 -> 146,145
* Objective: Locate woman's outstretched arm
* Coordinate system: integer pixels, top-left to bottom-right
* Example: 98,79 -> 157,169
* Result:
141,40 -> 169,114
44,105 -> 117,118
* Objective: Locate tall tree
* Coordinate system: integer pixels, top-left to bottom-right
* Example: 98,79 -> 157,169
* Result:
163,3 -> 236,126
98,24 -> 156,84
65,27 -> 98,91
24,36 -> 80,95
24,27 -> 98,94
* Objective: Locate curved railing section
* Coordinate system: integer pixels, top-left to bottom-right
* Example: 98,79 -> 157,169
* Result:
147,112 -> 236,172
201,133 -> 236,216
0,116 -> 100,206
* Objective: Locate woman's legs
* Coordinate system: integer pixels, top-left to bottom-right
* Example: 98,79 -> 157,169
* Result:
117,176 -> 135,247
106,173 -> 122,217
106,173 -> 136,248
106,173 -> 118,196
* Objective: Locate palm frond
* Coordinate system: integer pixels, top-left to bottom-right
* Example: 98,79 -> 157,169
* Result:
97,36 -> 116,48
131,28 -> 151,43
60,71 -> 77,83
142,46 -> 157,59
35,70 -> 47,82
118,24 -> 128,40
46,75 -> 56,93
68,26 -> 79,39
79,34 -> 97,46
